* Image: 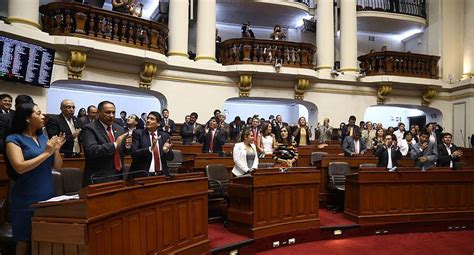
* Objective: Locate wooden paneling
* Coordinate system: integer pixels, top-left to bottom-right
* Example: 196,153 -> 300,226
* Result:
344,168 -> 474,224
228,168 -> 320,239
31,174 -> 209,255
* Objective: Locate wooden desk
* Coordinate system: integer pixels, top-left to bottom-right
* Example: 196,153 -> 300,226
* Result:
295,145 -> 343,167
344,167 -> 474,224
31,173 -> 209,255
319,156 -> 414,204
192,155 -> 274,177
227,168 -> 320,238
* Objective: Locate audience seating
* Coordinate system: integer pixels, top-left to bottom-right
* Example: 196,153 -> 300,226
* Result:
59,168 -> 82,195
205,164 -> 230,224
327,162 -> 352,213
311,152 -> 328,166
52,170 -> 64,196
167,149 -> 184,174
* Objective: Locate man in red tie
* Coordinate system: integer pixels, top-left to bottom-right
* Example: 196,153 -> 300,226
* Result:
129,111 -> 174,178
81,101 -> 132,186
199,117 -> 226,154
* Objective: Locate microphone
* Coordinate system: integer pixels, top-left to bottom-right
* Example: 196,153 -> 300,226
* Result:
90,170 -> 150,184
460,129 -> 466,147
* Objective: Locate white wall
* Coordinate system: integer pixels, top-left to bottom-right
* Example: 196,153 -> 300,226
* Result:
404,33 -> 428,54
46,87 -> 161,117
357,32 -> 405,56
363,105 -> 443,128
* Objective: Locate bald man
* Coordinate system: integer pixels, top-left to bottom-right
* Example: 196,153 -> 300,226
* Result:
46,99 -> 83,157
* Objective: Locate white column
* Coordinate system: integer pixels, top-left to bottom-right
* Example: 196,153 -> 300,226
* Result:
7,0 -> 41,30
339,0 -> 358,73
463,0 -> 474,79
316,0 -> 335,74
168,0 -> 189,59
195,0 -> 217,62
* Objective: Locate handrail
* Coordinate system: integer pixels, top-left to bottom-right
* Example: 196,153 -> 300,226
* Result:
356,0 -> 427,19
39,2 -> 168,54
220,38 -> 316,69
358,50 -> 440,79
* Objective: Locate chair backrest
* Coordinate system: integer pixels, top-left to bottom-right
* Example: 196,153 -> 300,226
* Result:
328,162 -> 352,176
310,152 -> 328,165
52,170 -> 64,196
167,149 -> 183,164
59,168 -> 82,195
359,163 -> 377,169
205,164 -> 229,182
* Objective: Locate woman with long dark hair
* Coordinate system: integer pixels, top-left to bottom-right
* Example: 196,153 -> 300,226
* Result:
274,126 -> 298,167
293,116 -> 312,146
5,103 -> 65,255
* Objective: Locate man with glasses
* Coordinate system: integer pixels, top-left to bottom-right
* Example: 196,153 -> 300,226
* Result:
46,99 -> 83,157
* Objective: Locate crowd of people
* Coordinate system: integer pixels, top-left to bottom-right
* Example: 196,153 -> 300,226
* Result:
0,93 -> 472,254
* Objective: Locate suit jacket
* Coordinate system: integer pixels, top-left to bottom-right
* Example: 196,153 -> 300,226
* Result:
343,136 -> 367,156
81,121 -> 130,186
80,116 -> 95,126
129,129 -> 174,178
137,118 -> 146,129
229,121 -> 246,142
198,128 -> 227,153
180,122 -> 203,145
272,122 -> 288,142
115,118 -> 127,129
0,111 -> 14,154
410,142 -> 438,170
374,145 -> 402,168
437,143 -> 461,169
341,124 -> 360,145
46,114 -> 82,156
294,126 -> 311,146
232,142 -> 258,177
159,118 -> 176,135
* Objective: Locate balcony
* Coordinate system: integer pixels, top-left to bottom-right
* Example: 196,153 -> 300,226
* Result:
358,51 -> 440,79
39,2 -> 168,54
357,0 -> 426,19
220,38 -> 316,69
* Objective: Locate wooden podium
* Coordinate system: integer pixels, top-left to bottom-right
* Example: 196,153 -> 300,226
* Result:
30,173 -> 209,255
344,168 -> 474,224
227,168 -> 320,238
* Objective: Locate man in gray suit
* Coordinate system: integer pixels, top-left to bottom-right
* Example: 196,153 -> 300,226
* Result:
411,131 -> 438,170
343,131 -> 366,157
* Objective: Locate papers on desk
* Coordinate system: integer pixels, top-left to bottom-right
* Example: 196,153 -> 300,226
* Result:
38,194 -> 80,203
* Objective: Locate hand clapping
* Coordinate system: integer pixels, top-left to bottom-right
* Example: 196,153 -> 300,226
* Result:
46,133 -> 66,155
162,139 -> 172,153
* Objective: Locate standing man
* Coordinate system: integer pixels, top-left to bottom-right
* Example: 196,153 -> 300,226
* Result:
437,133 -> 463,169
125,114 -> 139,133
180,112 -> 203,145
249,117 -> 260,145
272,115 -> 288,142
343,131 -> 366,157
375,134 -> 402,170
411,131 -> 438,170
0,94 -> 13,114
80,105 -> 98,126
115,111 -> 128,129
159,109 -> 176,135
137,112 -> 147,129
0,95 -> 33,154
199,117 -> 226,154
81,101 -> 132,186
393,122 -> 406,144
341,115 -> 360,144
46,99 -> 82,157
130,111 -> 174,178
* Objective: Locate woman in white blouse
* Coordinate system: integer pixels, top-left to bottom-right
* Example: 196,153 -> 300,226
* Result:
232,128 -> 259,177
257,122 -> 277,156
399,131 -> 416,156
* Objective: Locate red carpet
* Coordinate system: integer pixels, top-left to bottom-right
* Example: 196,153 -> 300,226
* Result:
208,223 -> 249,249
257,230 -> 474,255
319,209 -> 356,227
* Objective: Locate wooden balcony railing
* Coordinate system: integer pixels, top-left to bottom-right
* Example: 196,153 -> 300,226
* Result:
357,0 -> 427,19
220,38 -> 316,69
358,51 -> 440,79
39,2 -> 168,54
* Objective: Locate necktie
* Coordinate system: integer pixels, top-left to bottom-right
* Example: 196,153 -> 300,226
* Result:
253,128 -> 257,144
107,126 -> 122,172
349,126 -> 353,136
66,118 -> 80,153
151,132 -> 161,172
209,129 -> 214,152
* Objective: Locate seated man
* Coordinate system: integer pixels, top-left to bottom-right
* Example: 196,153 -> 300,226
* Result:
343,131 -> 366,157
437,132 -> 463,169
199,117 -> 226,154
375,134 -> 402,170
410,131 -> 438,170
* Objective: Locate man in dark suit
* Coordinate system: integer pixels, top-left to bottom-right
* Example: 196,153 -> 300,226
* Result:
0,95 -> 33,154
437,133 -> 463,169
115,111 -> 127,129
229,116 -> 245,142
272,115 -> 288,142
46,99 -> 83,157
137,112 -> 147,129
159,109 -> 176,135
0,94 -> 13,115
375,134 -> 402,170
80,105 -> 98,126
199,117 -> 226,154
411,131 -> 438,170
343,131 -> 366,157
341,115 -> 360,145
249,116 -> 261,145
180,112 -> 203,145
130,111 -> 174,178
81,101 -> 132,186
